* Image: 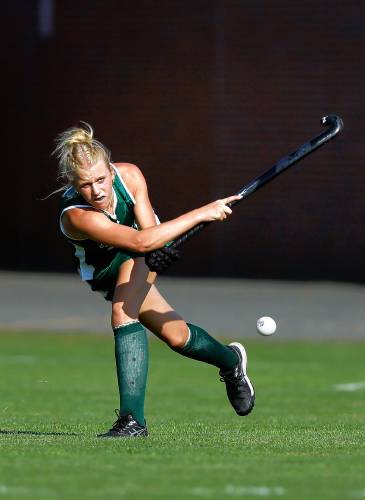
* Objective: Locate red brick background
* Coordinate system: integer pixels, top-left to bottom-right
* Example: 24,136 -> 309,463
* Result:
7,1 -> 364,281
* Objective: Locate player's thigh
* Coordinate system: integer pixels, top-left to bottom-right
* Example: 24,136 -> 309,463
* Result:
138,285 -> 189,347
112,257 -> 157,324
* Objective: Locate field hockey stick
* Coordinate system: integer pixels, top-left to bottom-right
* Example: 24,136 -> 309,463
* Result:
173,114 -> 343,246
146,114 -> 343,272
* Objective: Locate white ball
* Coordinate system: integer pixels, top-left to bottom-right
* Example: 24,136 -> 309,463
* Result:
256,316 -> 277,336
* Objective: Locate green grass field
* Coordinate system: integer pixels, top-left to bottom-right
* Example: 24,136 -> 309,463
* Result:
0,331 -> 364,499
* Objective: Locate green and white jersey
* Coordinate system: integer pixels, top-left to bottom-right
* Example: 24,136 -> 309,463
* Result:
59,165 -> 139,281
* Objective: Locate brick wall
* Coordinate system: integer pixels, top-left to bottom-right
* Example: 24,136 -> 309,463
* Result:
9,1 -> 365,281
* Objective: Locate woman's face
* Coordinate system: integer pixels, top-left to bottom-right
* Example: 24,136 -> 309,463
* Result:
73,159 -> 115,211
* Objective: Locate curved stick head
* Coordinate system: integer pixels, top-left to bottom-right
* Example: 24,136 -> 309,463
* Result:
321,114 -> 344,135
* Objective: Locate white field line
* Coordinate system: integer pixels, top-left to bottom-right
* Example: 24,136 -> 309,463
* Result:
0,355 -> 35,364
352,489 -> 365,498
189,485 -> 286,497
0,485 -> 50,496
333,381 -> 365,392
224,486 -> 285,496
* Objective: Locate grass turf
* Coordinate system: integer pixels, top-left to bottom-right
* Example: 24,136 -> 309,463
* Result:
0,331 -> 364,499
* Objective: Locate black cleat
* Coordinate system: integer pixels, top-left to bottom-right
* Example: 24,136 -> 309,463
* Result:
219,342 -> 255,416
97,410 -> 148,438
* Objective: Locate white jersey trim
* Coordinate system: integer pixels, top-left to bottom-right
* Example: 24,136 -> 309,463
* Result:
59,205 -> 90,240
73,243 -> 95,281
111,163 -> 160,225
111,164 -> 136,205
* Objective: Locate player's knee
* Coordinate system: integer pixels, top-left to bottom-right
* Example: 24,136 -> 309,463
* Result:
111,303 -> 136,328
166,324 -> 190,349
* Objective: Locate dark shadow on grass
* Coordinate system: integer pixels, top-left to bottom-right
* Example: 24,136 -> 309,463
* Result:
0,429 -> 78,437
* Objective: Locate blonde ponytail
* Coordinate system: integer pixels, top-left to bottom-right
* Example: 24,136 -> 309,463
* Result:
52,121 -> 111,187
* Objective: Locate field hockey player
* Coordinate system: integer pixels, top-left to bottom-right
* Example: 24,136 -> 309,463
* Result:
54,122 -> 255,437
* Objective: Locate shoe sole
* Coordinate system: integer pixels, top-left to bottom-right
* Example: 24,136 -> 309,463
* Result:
97,430 -> 148,438
229,342 -> 255,414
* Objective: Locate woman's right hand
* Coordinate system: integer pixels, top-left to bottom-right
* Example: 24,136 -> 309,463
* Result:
198,195 -> 242,222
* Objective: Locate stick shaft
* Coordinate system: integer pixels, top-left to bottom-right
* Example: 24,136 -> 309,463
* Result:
171,115 -> 343,249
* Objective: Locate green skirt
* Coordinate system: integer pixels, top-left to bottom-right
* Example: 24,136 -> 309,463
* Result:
87,250 -> 142,301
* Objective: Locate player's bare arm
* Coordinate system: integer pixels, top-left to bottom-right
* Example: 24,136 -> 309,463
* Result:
114,163 -> 157,229
62,195 -> 240,253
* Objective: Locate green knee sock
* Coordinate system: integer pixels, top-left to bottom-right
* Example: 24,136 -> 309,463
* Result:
113,321 -> 148,425
172,323 -> 238,370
